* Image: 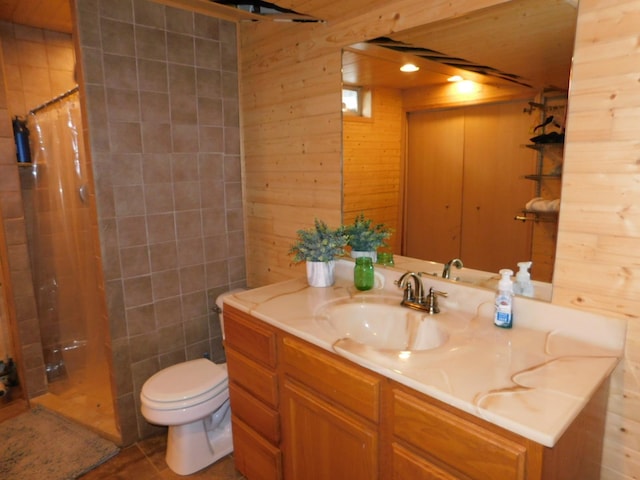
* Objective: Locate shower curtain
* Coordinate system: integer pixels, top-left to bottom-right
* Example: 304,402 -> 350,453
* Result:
26,92 -> 104,383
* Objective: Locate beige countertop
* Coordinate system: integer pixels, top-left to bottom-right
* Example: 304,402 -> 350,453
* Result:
223,259 -> 626,448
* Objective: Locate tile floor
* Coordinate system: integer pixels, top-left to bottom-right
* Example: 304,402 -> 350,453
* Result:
79,433 -> 246,479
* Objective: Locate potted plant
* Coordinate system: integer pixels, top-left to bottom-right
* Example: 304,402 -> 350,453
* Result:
289,218 -> 348,287
344,213 -> 392,263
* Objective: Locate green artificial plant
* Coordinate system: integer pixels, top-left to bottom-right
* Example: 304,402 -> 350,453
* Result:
289,219 -> 348,263
344,213 -> 392,252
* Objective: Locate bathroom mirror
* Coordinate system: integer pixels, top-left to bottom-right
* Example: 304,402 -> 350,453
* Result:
342,0 -> 578,299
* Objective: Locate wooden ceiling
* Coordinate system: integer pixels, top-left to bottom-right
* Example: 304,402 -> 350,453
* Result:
343,0 -> 577,92
0,0 -> 577,91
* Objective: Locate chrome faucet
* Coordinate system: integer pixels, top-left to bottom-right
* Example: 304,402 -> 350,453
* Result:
395,272 -> 447,314
442,258 -> 463,279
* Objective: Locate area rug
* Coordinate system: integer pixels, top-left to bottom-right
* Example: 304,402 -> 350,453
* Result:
0,406 -> 119,479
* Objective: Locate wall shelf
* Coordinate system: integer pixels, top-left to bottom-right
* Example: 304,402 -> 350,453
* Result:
525,173 -> 561,181
515,210 -> 558,222
525,143 -> 564,151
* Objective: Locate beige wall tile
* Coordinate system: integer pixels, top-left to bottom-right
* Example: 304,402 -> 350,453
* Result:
101,19 -> 135,57
177,237 -> 204,266
167,33 -> 194,65
140,122 -> 172,153
120,245 -> 151,278
107,88 -> 141,123
147,214 -> 176,245
154,296 -> 182,327
144,183 -> 174,214
69,0 -> 244,443
151,269 -> 180,300
149,241 -> 178,271
175,210 -> 202,238
123,274 -> 152,308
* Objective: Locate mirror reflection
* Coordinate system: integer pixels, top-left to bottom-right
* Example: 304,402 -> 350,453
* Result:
342,0 -> 578,299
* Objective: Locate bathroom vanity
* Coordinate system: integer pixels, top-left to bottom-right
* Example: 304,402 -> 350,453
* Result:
223,260 -> 625,480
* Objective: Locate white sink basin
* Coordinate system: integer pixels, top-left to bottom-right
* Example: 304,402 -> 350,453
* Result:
316,296 -> 449,351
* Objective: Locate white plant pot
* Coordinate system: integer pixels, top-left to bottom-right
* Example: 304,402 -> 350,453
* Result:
306,260 -> 335,287
350,250 -> 377,264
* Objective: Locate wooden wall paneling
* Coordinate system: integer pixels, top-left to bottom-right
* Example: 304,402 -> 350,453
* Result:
553,0 -> 640,477
343,87 -> 403,253
240,0 -> 511,287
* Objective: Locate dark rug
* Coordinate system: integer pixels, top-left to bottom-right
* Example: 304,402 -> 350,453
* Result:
0,406 -> 119,479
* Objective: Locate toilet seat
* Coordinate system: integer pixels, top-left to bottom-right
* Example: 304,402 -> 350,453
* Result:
141,359 -> 228,411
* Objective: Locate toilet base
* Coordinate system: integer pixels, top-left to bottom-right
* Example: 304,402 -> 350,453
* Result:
165,417 -> 234,475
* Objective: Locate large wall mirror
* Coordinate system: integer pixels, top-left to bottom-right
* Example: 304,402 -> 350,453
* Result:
342,0 -> 578,299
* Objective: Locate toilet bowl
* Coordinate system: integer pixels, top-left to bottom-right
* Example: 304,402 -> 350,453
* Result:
140,358 -> 233,475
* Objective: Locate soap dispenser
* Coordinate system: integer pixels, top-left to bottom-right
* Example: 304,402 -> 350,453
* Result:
494,269 -> 514,328
514,261 -> 534,297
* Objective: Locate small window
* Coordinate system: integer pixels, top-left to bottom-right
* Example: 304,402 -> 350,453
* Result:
342,87 -> 362,116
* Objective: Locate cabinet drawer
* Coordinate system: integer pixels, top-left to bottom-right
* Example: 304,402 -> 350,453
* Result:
281,336 -> 380,422
232,416 -> 282,480
229,382 -> 280,444
224,305 -> 277,368
227,348 -> 278,408
393,389 -> 527,480
392,442 -> 460,480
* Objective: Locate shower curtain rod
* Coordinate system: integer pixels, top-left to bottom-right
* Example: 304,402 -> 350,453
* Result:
28,85 -> 79,115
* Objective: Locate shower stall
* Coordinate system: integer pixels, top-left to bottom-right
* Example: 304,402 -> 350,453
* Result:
19,89 -> 117,439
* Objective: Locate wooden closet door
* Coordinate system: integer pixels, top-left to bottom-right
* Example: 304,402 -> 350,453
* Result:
404,102 -> 534,273
462,102 -> 534,272
405,110 -> 464,262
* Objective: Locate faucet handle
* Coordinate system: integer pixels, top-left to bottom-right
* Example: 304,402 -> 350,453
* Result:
426,287 -> 447,314
400,282 -> 414,302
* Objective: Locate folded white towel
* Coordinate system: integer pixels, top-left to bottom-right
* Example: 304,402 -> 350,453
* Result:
525,197 -> 560,212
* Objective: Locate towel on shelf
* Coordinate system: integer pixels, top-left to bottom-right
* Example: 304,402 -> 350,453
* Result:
525,197 -> 560,212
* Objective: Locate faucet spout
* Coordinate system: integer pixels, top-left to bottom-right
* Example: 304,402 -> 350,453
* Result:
442,258 -> 463,279
395,272 -> 447,314
396,272 -> 424,304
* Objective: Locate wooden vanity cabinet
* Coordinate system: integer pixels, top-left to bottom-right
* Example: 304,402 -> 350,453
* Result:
388,379 -> 608,480
224,308 -> 608,480
280,336 -> 381,480
390,385 -> 538,480
223,305 -> 282,480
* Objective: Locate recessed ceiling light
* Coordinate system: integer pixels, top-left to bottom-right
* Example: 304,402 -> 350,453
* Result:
400,63 -> 420,73
448,75 -> 464,82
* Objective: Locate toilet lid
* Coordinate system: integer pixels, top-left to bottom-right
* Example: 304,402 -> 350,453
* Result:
142,358 -> 228,404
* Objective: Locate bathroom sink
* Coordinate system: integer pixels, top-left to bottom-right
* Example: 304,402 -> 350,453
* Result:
316,296 -> 449,351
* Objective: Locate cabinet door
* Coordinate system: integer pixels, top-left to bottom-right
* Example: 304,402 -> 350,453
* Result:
282,378 -> 378,480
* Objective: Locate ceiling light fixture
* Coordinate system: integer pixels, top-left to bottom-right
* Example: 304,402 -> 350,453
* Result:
400,63 -> 420,73
448,75 -> 464,82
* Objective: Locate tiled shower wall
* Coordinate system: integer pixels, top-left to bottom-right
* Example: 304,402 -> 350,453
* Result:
0,22 -> 77,400
74,0 -> 244,442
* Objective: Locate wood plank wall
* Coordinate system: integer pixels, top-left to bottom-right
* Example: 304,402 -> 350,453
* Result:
240,0 -> 510,285
343,87 -> 403,253
239,0 -> 640,477
552,0 -> 640,477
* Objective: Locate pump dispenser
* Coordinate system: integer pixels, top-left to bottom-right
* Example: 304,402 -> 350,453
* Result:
494,269 -> 514,328
514,261 -> 534,297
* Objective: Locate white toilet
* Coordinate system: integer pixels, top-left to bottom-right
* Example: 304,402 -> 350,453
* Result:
140,358 -> 233,475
